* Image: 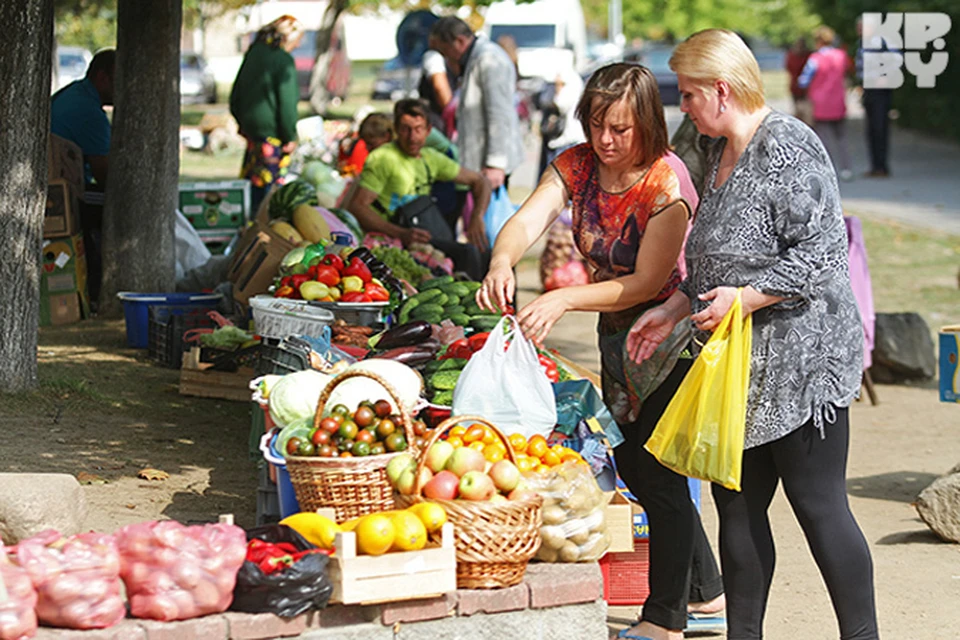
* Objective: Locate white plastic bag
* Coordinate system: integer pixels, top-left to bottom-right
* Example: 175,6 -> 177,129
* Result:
452,315 -> 557,439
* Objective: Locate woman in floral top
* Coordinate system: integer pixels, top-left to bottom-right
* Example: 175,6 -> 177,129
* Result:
629,30 -> 879,640
477,63 -> 724,640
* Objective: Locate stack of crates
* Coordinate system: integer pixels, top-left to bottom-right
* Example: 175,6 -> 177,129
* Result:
178,180 -> 251,255
147,305 -> 219,368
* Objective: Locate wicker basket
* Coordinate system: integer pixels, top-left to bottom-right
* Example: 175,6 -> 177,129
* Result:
395,416 -> 542,589
284,369 -> 417,521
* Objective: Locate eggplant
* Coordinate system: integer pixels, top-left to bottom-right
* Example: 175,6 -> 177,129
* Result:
373,343 -> 439,367
368,320 -> 433,350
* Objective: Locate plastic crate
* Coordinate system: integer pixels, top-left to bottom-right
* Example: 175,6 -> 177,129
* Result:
147,305 -> 218,368
256,462 -> 281,526
118,292 -> 221,348
599,538 -> 650,605
254,338 -> 312,377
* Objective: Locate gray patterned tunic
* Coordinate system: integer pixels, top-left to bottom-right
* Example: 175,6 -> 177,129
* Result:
680,111 -> 863,449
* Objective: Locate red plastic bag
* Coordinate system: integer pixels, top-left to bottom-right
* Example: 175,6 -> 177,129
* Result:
115,521 -> 247,621
0,546 -> 38,640
14,530 -> 124,630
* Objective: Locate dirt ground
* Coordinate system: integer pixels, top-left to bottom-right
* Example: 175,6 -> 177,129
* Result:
4,261 -> 959,639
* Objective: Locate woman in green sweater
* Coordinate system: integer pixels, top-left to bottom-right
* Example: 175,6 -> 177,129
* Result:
230,15 -> 304,213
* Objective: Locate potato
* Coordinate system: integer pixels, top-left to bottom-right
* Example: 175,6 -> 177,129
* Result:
537,546 -> 559,563
570,529 -> 591,545
540,525 -> 567,551
559,540 -> 581,563
542,504 -> 568,526
577,532 -> 610,561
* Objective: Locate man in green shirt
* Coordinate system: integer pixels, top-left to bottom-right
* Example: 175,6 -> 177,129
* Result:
348,99 -> 492,277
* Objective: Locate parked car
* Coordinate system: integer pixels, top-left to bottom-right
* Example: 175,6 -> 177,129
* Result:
371,56 -> 421,101
55,46 -> 92,91
180,53 -> 217,104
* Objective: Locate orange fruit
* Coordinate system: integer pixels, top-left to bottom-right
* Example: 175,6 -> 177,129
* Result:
550,444 -> 567,456
468,440 -> 486,453
449,425 -> 467,437
407,503 -> 447,534
483,444 -> 505,463
481,428 -> 497,445
526,436 -> 548,459
463,425 -> 485,444
561,449 -> 582,462
516,456 -> 537,473
354,514 -> 396,556
447,435 -> 464,448
508,433 -> 527,452
542,450 -> 562,467
534,464 -> 551,474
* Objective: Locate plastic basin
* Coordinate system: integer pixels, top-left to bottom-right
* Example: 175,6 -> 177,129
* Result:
260,429 -> 301,519
117,292 -> 221,348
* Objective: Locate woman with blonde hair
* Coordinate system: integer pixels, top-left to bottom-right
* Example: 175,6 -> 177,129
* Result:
627,29 -> 879,639
230,15 -> 306,212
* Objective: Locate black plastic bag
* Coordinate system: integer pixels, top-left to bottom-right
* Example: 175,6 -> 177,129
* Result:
231,525 -> 333,617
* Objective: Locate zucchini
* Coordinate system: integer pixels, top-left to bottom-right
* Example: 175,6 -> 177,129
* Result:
411,303 -> 445,320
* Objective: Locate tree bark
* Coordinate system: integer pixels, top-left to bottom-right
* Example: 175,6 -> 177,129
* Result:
0,0 -> 53,392
99,0 -> 181,315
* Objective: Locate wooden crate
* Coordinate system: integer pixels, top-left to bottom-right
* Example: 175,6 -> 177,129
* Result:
326,522 -> 457,605
178,348 -> 254,402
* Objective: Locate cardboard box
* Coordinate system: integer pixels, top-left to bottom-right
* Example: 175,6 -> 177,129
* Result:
47,134 -> 84,194
940,325 -> 960,403
40,234 -> 89,317
179,180 -> 251,231
44,179 -> 81,238
605,491 -> 636,553
39,292 -> 82,326
226,223 -> 296,305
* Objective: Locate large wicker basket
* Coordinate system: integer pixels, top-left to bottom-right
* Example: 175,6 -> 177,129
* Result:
285,369 -> 416,521
395,416 -> 542,589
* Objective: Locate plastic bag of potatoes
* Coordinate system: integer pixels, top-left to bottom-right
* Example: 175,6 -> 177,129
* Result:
525,461 -> 612,562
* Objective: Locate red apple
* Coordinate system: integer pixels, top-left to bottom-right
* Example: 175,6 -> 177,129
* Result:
424,440 -> 455,474
507,488 -> 538,501
488,460 -> 521,493
423,470 -> 460,500
445,447 -> 486,477
458,470 -> 496,501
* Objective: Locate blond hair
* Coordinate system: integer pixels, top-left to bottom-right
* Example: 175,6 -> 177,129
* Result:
814,26 -> 836,48
259,15 -> 305,48
670,29 -> 765,112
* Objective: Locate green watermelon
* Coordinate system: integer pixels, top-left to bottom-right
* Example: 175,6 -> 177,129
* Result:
268,180 -> 318,220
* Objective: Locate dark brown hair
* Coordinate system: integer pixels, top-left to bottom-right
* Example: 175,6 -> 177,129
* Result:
393,98 -> 431,128
358,113 -> 392,144
575,63 -> 669,165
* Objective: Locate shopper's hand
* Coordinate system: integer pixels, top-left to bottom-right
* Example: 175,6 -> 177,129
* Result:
627,306 -> 678,363
482,167 -> 506,190
477,261 -> 515,313
400,227 -> 432,247
691,286 -> 739,332
466,216 -> 488,252
517,291 -> 569,347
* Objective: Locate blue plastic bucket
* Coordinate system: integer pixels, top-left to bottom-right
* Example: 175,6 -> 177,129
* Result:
260,429 -> 301,518
117,292 -> 222,348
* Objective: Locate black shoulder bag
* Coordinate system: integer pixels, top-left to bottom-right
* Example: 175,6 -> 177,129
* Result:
392,160 -> 454,243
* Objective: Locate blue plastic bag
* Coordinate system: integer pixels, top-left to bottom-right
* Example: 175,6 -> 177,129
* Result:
484,186 -> 517,247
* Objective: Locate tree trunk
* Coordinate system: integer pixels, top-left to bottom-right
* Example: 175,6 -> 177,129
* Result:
100,0 -> 181,315
0,0 -> 53,393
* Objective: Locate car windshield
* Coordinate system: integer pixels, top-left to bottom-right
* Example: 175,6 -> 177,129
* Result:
489,24 -> 556,49
181,56 -> 202,70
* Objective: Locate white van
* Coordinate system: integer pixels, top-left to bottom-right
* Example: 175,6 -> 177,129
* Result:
480,0 -> 588,81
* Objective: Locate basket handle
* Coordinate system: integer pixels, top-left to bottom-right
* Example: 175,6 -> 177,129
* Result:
411,415 -> 517,496
312,368 -> 417,454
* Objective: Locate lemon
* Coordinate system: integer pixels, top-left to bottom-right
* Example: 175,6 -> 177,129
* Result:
407,503 -> 447,534
389,511 -> 427,552
354,514 -> 396,556
279,512 -> 341,549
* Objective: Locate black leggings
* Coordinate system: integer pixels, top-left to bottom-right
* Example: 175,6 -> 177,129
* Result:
712,408 -> 879,640
613,358 -> 724,630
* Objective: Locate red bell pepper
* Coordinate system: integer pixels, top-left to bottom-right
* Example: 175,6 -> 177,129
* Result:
274,285 -> 295,298
320,254 -> 344,272
291,274 -> 311,290
343,256 -> 373,283
306,264 -> 319,279
340,291 -> 372,303
364,282 -> 390,302
538,354 -> 560,383
279,275 -> 293,288
315,264 -> 341,287
447,338 -> 472,360
468,332 -> 490,353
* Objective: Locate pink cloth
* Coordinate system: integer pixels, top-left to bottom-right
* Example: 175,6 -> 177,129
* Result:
663,151 -> 699,279
807,47 -> 851,121
845,216 -> 875,369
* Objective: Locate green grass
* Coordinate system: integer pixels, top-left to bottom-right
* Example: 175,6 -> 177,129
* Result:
762,70 -> 789,101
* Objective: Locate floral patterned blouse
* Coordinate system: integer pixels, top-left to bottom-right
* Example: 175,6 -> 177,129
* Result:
681,111 -> 863,448
553,143 -> 688,425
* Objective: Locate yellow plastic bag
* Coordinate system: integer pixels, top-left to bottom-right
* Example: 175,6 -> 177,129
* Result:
644,290 -> 752,491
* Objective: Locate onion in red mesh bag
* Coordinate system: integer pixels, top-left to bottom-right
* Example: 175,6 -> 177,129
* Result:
0,547 -> 38,640
115,521 -> 246,621
14,530 -> 124,630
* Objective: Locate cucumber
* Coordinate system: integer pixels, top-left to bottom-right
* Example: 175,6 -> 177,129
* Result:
397,297 -> 420,324
424,357 -> 468,374
439,282 -> 471,298
448,313 -> 472,327
411,288 -> 445,304
431,390 -> 454,407
442,294 -> 460,306
443,305 -> 466,316
411,303 -> 445,320
469,316 -> 502,331
461,281 -> 482,292
419,275 -> 455,291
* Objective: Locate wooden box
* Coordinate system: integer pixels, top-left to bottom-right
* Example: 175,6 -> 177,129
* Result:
326,522 -> 457,605
226,224 -> 296,305
48,134 -> 84,194
178,347 -> 255,402
44,179 -> 81,238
